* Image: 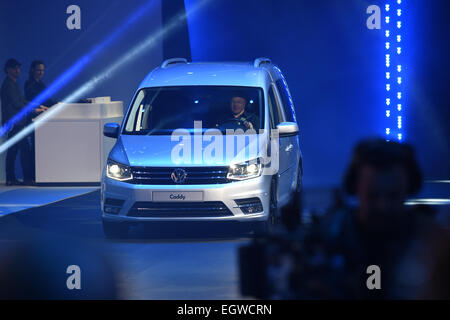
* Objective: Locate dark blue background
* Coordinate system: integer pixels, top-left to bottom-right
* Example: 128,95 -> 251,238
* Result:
0,0 -> 163,108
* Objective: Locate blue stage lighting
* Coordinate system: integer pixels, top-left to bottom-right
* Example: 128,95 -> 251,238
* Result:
0,0 -> 212,154
385,0 -> 404,141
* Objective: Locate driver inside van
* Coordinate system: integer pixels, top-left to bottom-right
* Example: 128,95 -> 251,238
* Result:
219,93 -> 259,131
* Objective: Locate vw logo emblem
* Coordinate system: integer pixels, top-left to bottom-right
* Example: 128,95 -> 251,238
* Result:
171,168 -> 187,184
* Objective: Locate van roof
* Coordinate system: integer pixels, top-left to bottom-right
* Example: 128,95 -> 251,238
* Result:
139,61 -> 275,88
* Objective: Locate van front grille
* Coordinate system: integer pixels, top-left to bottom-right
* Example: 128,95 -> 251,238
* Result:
129,166 -> 230,185
128,201 -> 233,217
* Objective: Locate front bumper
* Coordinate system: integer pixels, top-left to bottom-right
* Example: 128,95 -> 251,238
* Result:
101,174 -> 271,222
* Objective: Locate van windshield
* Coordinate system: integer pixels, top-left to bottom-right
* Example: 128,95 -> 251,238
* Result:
123,86 -> 264,135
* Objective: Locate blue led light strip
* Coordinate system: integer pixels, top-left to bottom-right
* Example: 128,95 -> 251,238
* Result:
385,0 -> 403,141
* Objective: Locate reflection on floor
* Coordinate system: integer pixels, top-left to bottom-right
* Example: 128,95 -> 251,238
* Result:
0,186 -> 98,216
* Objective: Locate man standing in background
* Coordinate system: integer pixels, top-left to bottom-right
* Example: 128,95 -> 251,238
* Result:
24,60 -> 56,183
1,58 -> 47,185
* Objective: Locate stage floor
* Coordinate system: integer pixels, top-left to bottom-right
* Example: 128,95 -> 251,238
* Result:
0,186 -> 98,216
0,183 -> 448,299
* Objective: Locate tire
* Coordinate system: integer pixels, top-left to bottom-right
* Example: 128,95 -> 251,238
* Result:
293,163 -> 303,201
281,165 -> 303,230
102,220 -> 129,239
265,177 -> 280,232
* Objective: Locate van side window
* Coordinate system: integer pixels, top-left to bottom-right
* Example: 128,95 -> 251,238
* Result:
275,79 -> 296,123
268,86 -> 281,129
125,90 -> 145,132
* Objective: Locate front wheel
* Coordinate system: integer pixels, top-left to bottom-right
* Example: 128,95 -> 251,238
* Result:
265,177 -> 280,232
281,166 -> 303,230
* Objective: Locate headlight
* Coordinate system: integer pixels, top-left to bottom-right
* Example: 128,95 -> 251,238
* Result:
227,158 -> 262,180
106,160 -> 133,181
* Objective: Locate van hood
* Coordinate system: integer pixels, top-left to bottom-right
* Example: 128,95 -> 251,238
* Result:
109,134 -> 268,167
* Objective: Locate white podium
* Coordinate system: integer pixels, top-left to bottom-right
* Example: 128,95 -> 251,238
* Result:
34,101 -> 123,183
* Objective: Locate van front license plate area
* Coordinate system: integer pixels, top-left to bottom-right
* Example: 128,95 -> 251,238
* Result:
152,191 -> 204,202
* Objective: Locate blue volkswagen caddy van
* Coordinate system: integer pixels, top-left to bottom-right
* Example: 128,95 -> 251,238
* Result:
101,58 -> 302,238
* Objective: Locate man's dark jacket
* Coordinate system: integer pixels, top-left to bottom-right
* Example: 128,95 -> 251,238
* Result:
1,76 -> 28,127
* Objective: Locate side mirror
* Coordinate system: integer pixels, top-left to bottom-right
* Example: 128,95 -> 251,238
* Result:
276,122 -> 299,138
103,123 -> 120,139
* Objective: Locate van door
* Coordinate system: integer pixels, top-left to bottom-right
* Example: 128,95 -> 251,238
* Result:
268,85 -> 290,204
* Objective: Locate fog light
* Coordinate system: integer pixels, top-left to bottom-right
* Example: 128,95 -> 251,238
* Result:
104,206 -> 121,214
235,198 -> 263,214
241,205 -> 263,214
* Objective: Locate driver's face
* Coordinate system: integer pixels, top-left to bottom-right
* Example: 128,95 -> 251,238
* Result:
231,97 -> 246,115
